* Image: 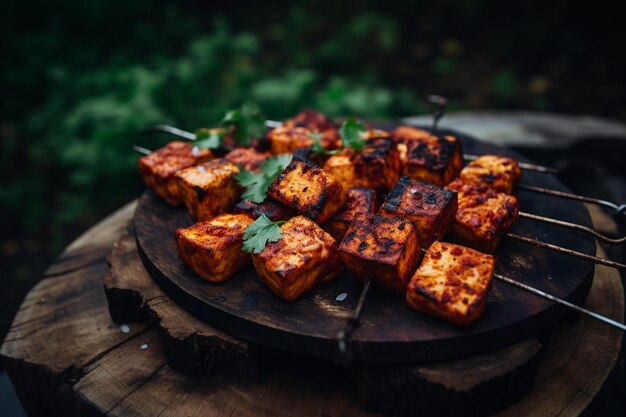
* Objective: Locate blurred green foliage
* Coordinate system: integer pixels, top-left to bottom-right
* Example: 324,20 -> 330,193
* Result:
1,0 -> 625,341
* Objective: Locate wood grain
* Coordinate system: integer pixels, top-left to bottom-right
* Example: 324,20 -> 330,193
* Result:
134,129 -> 597,363
0,198 -> 622,417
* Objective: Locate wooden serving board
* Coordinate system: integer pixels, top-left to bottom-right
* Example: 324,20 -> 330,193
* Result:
134,129 -> 596,363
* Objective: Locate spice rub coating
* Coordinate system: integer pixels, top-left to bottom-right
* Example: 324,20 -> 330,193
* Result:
138,141 -> 213,205
379,177 -> 458,246
268,156 -> 347,224
445,179 -> 519,253
175,158 -> 241,221
406,241 -> 495,326
175,213 -> 254,282
339,213 -> 420,293
252,216 -> 342,302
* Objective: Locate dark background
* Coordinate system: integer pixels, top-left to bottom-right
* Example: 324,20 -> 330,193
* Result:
1,1 -> 625,415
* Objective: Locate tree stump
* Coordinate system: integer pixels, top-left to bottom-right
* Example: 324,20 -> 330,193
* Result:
1,199 -> 623,417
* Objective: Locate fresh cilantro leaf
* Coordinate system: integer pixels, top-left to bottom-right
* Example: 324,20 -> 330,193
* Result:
221,103 -> 266,146
193,128 -> 224,149
308,130 -> 340,156
261,153 -> 292,175
235,154 -> 292,203
242,214 -> 284,254
339,118 -> 367,152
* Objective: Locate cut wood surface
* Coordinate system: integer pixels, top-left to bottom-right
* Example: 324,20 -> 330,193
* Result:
1,198 -> 622,417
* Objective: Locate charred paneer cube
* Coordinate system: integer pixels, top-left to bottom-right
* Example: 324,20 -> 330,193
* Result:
390,126 -> 431,144
323,138 -> 400,192
323,187 -> 379,242
267,126 -> 313,154
445,179 -> 519,253
406,241 -> 495,327
284,109 -> 337,132
379,177 -> 458,246
267,126 -> 341,155
175,214 -> 254,282
339,213 -> 420,293
268,156 -> 347,224
138,141 -> 213,205
459,155 -> 522,194
234,198 -> 295,222
252,216 -> 342,302
175,158 -> 241,221
224,148 -> 270,172
400,134 -> 463,187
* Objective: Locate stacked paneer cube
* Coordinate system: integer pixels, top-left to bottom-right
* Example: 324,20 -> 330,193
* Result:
137,110 -> 527,326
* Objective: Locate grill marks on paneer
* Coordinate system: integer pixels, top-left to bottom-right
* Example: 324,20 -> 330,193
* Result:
406,242 -> 495,326
445,179 -> 519,253
323,187 -> 379,243
141,113 -> 511,328
175,158 -> 241,221
268,156 -> 347,224
267,110 -> 341,155
175,214 -> 254,282
138,141 -> 213,205
224,148 -> 270,172
391,127 -> 463,187
324,138 -> 400,192
459,155 -> 522,194
379,177 -> 458,246
339,213 -> 420,293
251,216 -> 342,301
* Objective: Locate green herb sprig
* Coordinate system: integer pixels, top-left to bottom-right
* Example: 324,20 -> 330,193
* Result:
235,154 -> 292,203
221,103 -> 266,146
309,119 -> 368,156
242,214 -> 285,254
193,128 -> 224,149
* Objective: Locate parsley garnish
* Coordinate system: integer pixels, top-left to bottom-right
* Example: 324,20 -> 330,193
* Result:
339,118 -> 368,152
221,103 -> 266,146
309,130 -> 341,156
242,214 -> 285,254
193,128 -> 224,149
235,154 -> 292,203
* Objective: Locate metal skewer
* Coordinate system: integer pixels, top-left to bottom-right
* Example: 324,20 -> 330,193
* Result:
494,273 -> 626,332
132,145 -> 152,155
142,124 -> 197,140
505,232 -> 626,269
519,184 -> 626,217
518,211 -> 626,245
337,276 -> 373,366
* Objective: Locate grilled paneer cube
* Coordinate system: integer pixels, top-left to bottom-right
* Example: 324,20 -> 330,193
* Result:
225,148 -> 270,172
323,187 -> 379,242
234,198 -> 295,222
400,134 -> 463,186
175,158 -> 241,221
138,141 -> 213,205
268,156 -> 347,224
339,213 -> 420,293
267,126 -> 340,155
459,155 -> 522,194
251,216 -> 342,301
284,109 -> 337,132
406,241 -> 495,327
175,214 -> 254,282
445,180 -> 519,253
323,138 -> 400,192
379,177 -> 458,246
390,126 -> 431,144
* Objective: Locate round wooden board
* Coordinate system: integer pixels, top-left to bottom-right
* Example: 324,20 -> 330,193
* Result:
134,128 -> 597,363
